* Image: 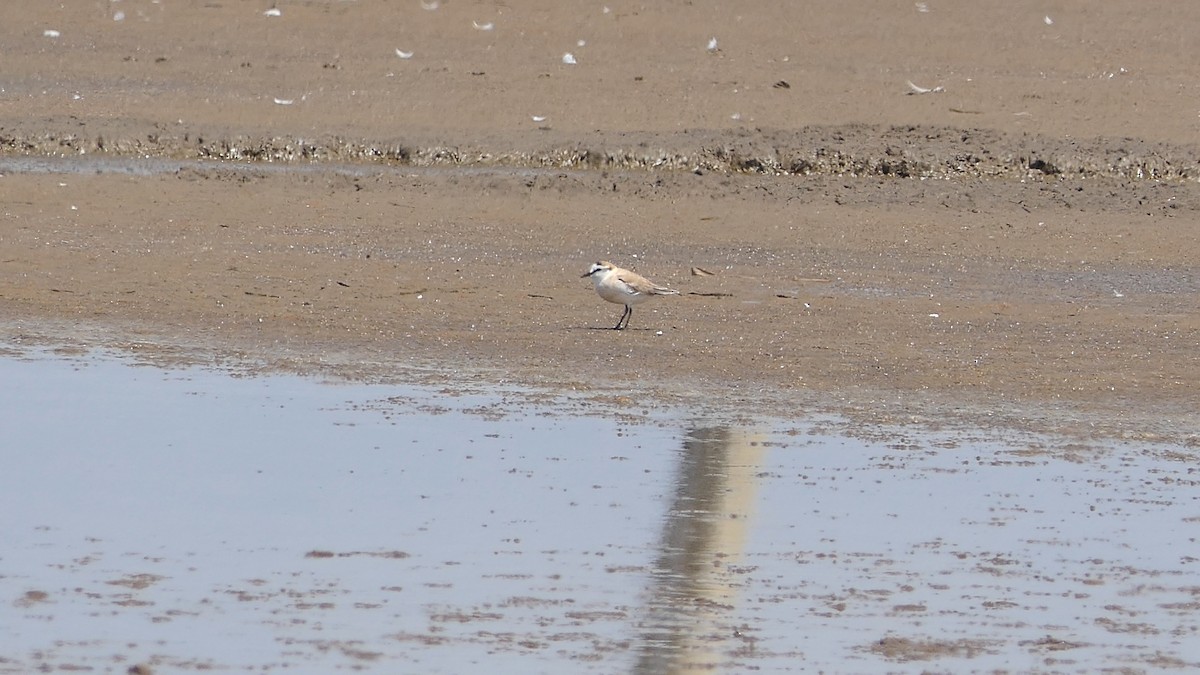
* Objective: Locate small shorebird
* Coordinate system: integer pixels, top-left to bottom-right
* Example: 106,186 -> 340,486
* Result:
582,261 -> 679,330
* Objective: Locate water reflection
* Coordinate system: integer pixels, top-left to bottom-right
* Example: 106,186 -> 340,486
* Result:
5,351 -> 1196,673
636,425 -> 766,673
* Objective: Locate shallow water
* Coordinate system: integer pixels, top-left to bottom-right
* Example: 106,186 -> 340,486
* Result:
2,350 -> 1197,673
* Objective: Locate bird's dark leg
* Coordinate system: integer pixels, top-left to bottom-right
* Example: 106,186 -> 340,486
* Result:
614,305 -> 631,330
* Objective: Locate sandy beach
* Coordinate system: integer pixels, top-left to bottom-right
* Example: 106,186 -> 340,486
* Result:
2,0 -> 1198,436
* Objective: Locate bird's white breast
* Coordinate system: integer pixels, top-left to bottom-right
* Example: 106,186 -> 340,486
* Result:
593,270 -> 646,305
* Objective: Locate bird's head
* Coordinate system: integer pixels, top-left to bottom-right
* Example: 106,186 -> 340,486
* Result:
581,261 -> 614,278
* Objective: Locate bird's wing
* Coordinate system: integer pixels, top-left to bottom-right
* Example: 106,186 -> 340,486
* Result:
615,273 -> 653,295
617,271 -> 681,296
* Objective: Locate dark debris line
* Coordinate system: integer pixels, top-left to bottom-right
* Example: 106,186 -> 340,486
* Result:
1,124 -> 1197,182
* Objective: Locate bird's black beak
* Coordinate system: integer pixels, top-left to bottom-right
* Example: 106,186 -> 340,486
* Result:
581,270 -> 593,278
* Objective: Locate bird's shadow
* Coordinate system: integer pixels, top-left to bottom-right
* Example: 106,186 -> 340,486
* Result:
569,325 -> 660,332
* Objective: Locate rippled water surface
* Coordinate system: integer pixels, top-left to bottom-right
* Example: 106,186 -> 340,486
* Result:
2,350 -> 1197,673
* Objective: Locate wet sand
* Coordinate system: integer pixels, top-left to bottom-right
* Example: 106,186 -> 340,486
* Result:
3,1 -> 1199,439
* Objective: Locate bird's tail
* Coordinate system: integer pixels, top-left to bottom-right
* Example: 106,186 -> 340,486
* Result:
652,286 -> 680,296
